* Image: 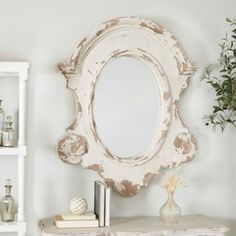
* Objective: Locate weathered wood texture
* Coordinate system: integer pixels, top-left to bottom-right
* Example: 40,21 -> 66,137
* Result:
57,17 -> 197,197
39,215 -> 229,236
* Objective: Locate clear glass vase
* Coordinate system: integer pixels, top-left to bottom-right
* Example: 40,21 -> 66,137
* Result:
2,116 -> 15,147
0,179 -> 16,222
160,192 -> 181,223
0,99 -> 4,146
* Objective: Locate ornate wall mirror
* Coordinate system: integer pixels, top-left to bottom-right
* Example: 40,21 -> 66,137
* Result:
57,17 -> 197,197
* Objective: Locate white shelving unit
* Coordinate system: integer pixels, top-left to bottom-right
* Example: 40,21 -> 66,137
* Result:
0,62 -> 29,236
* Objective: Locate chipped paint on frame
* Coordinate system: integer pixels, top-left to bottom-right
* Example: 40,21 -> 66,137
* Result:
57,17 -> 197,197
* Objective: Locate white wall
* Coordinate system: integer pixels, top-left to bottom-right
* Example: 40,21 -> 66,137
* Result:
0,0 -> 236,235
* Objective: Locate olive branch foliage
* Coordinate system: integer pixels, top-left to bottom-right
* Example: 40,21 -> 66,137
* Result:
202,18 -> 236,131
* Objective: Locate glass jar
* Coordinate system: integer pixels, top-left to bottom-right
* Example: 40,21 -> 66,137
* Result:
0,179 -> 16,222
159,192 -> 181,223
2,116 -> 15,147
0,100 -> 4,146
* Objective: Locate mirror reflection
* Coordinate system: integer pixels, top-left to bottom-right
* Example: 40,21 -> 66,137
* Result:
93,56 -> 160,158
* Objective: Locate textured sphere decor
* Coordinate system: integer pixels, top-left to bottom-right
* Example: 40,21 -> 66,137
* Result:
70,197 -> 88,215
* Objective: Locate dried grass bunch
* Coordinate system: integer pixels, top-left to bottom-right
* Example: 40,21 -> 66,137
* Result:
161,166 -> 186,197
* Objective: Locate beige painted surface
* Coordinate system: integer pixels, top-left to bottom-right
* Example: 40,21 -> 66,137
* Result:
39,215 -> 229,236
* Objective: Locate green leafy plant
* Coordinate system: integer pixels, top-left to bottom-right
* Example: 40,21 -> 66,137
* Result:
202,18 -> 236,131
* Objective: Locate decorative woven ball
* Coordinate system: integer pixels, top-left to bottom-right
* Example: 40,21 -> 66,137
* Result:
70,197 -> 88,215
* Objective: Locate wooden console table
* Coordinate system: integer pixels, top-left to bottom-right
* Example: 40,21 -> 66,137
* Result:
39,215 -> 229,236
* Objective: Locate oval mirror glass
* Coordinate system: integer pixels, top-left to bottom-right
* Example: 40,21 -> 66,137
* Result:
93,56 -> 161,158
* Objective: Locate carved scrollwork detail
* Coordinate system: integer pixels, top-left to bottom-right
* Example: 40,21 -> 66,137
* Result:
173,133 -> 195,155
57,133 -> 88,164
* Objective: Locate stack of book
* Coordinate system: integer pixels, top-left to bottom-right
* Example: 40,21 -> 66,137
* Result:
54,211 -> 98,228
94,180 -> 111,227
54,180 -> 110,229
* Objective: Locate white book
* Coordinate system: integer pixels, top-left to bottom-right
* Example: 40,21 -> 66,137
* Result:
94,181 -> 105,227
61,211 -> 96,221
54,215 -> 99,228
104,187 -> 111,226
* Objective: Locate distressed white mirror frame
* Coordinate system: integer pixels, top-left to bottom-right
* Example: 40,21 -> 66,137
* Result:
57,17 -> 197,197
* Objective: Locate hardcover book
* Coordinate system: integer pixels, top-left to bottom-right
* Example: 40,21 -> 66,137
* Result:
94,181 -> 105,227
104,187 -> 110,226
94,180 -> 111,227
54,215 -> 99,228
61,211 -> 96,221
